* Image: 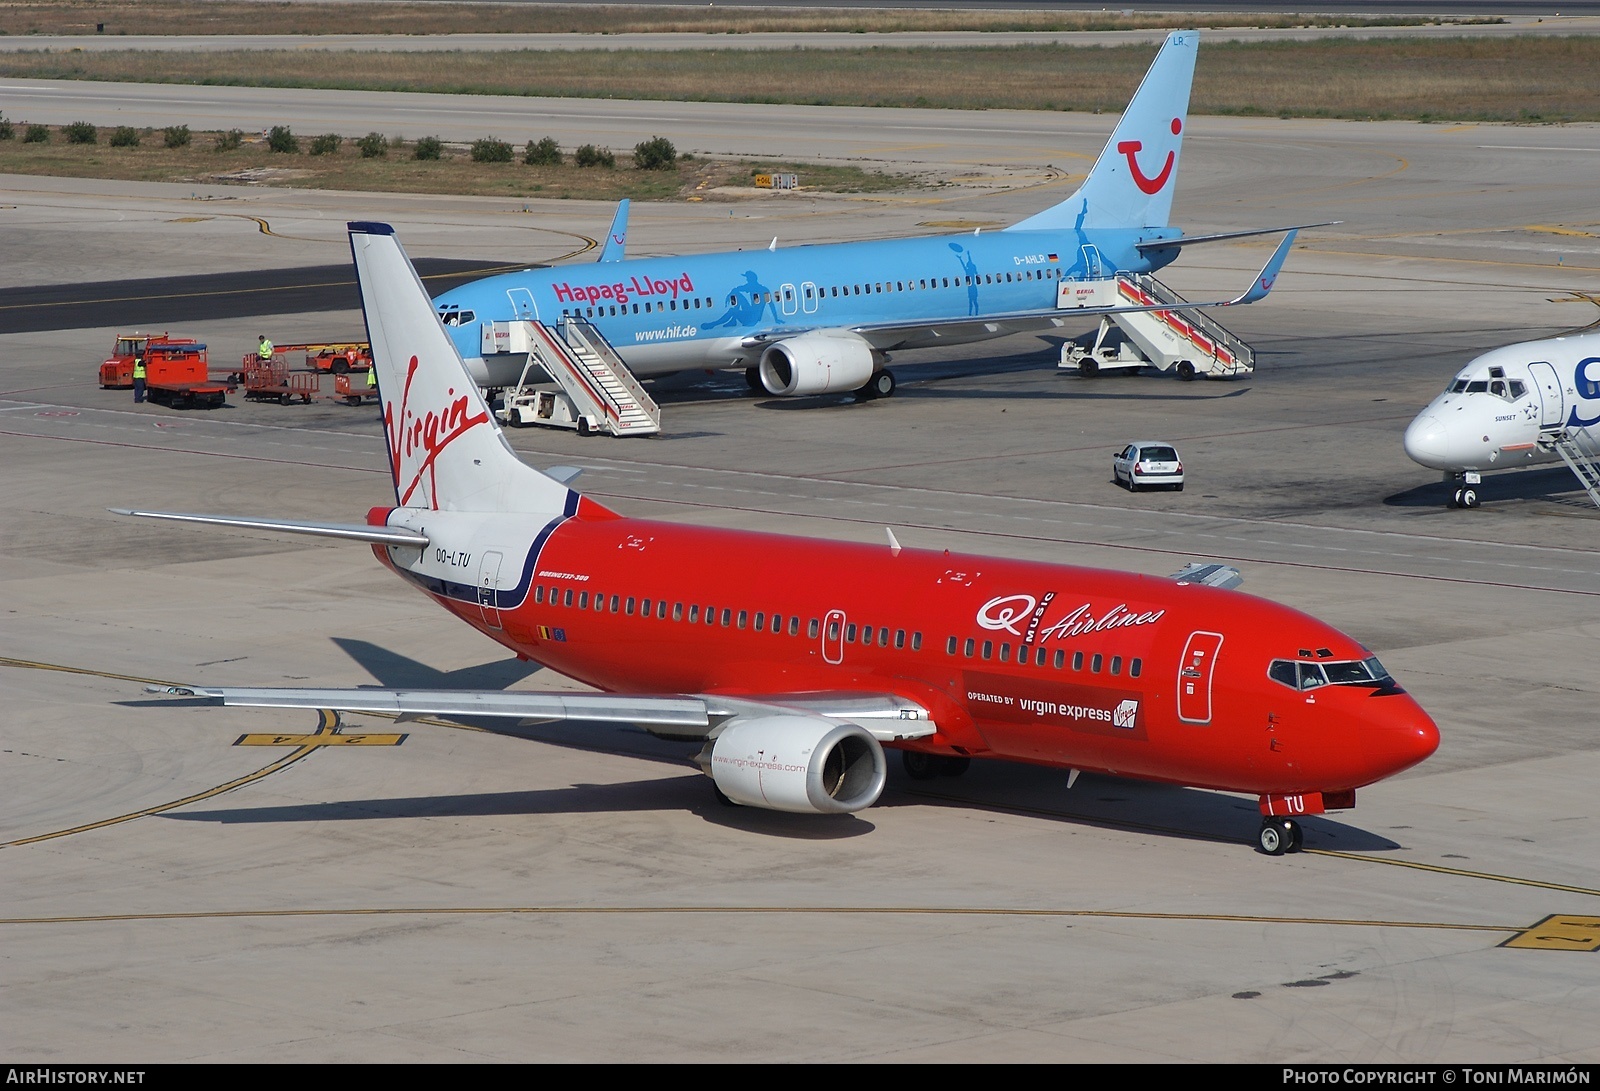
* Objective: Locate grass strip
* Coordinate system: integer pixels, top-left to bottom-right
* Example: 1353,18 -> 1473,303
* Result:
0,38 -> 1594,122
0,126 -> 915,200
0,2 -> 1460,38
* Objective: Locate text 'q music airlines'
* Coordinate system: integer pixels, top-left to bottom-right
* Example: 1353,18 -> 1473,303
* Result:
123,219 -> 1438,856
432,31 -> 1316,403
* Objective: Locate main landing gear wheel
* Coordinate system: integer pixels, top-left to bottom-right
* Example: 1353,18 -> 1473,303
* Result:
902,752 -> 969,779
1257,817 -> 1302,856
859,369 -> 897,401
744,366 -> 763,393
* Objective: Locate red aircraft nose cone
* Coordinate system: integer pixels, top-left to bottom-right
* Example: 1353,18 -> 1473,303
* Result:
1391,705 -> 1440,775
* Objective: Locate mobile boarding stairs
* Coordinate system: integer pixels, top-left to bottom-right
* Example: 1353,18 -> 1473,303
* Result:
1538,425 -> 1600,510
482,317 -> 661,437
1059,273 -> 1254,381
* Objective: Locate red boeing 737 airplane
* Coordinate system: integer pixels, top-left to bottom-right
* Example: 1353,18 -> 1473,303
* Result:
126,223 -> 1438,854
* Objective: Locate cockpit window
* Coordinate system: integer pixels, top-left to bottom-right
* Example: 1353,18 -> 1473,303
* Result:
1448,377 -> 1527,402
1269,656 -> 1393,691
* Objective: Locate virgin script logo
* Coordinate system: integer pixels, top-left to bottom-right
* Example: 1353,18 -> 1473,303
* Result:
385,354 -> 490,507
1117,118 -> 1181,195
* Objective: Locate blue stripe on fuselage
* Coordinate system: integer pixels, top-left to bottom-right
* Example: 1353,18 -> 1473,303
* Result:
399,491 -> 578,610
434,226 -> 1168,365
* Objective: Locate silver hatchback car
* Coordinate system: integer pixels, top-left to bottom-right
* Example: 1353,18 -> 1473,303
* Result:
1113,441 -> 1184,491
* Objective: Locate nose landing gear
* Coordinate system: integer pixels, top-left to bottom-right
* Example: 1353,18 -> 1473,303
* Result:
1257,817 -> 1304,855
1447,471 -> 1482,509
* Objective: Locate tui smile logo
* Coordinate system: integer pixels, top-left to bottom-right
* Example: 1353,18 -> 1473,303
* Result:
1118,118 -> 1182,195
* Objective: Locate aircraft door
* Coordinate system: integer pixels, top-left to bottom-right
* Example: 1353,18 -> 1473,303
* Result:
1528,360 -> 1565,427
801,281 -> 819,315
780,283 -> 799,317
478,551 -> 504,630
1176,631 -> 1223,724
1080,245 -> 1104,280
506,287 -> 539,322
822,609 -> 845,665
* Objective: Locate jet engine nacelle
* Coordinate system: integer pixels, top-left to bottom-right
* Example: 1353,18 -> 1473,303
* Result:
706,714 -> 887,814
758,332 -> 878,396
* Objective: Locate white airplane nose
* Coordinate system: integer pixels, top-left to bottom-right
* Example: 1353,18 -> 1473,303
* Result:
1403,414 -> 1454,469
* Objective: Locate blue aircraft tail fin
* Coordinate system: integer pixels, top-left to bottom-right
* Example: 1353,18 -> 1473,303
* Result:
1007,30 -> 1198,234
598,199 -> 629,262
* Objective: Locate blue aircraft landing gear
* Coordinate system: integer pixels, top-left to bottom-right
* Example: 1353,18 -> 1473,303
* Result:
858,369 -> 896,401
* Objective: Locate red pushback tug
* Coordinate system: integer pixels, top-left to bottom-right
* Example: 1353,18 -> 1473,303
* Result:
99,333 -> 229,409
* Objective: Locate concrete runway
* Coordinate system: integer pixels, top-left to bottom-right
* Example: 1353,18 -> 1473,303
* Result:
2,93 -> 1599,1061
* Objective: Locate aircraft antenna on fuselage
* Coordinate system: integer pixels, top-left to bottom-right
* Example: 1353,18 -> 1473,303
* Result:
1006,29 -> 1198,234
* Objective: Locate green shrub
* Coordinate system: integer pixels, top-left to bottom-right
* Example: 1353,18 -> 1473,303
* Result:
574,143 -> 615,169
267,125 -> 298,153
309,132 -> 341,156
63,120 -> 97,144
413,135 -> 442,160
163,124 -> 190,149
0,116 -> 13,141
524,136 -> 561,166
471,136 -> 513,163
108,126 -> 140,147
356,131 -> 388,158
23,124 -> 49,143
214,128 -> 243,151
632,135 -> 676,170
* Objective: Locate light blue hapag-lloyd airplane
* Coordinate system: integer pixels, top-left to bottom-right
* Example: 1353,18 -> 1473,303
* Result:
433,31 -> 1314,401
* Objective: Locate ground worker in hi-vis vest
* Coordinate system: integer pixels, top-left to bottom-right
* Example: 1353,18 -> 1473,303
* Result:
258,335 -> 273,362
132,357 -> 146,403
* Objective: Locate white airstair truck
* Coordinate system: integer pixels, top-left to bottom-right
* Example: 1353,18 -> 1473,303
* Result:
482,316 -> 661,437
1059,273 -> 1254,381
